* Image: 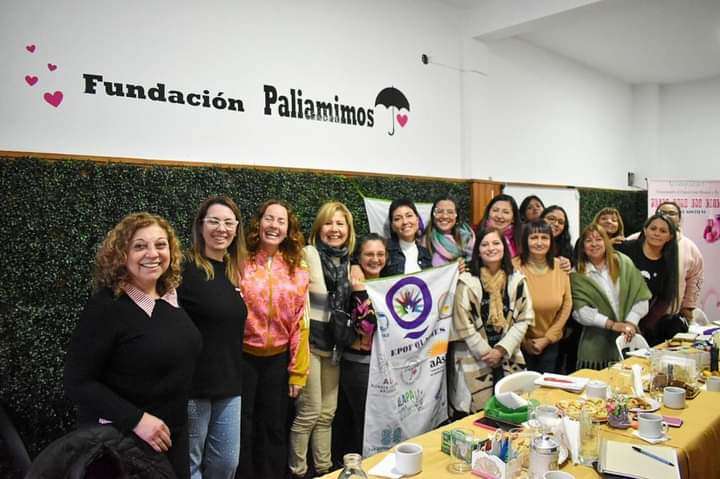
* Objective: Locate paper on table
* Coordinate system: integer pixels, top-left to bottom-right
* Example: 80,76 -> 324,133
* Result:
367,454 -> 403,479
496,391 -> 528,409
632,364 -> 645,397
562,416 -> 580,465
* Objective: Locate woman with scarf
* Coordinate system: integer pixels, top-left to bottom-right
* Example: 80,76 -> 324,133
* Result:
571,224 -> 651,370
479,194 -> 522,258
289,201 -> 356,478
449,226 -> 534,414
616,213 -> 681,346
423,195 -> 475,271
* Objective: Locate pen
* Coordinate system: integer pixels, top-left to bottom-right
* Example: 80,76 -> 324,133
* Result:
631,446 -> 674,466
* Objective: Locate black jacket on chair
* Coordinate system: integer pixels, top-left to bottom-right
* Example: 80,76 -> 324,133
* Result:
25,425 -> 175,479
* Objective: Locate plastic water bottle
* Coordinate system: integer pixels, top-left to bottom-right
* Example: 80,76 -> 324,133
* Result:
338,453 -> 368,479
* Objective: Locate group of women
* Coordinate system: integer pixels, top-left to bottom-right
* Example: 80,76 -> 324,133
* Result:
62,192 -> 704,479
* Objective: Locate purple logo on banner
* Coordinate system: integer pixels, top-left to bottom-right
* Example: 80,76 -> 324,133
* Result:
385,276 -> 432,339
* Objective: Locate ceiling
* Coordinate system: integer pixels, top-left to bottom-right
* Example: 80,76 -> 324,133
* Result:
441,0 -> 720,84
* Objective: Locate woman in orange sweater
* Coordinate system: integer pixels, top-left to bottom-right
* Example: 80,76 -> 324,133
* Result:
238,200 -> 310,478
515,220 -> 572,373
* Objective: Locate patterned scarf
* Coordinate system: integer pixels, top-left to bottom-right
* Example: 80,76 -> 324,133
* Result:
430,223 -> 475,265
316,241 -> 351,314
480,267 -> 508,331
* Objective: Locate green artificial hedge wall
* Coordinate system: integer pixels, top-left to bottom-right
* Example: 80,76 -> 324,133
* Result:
0,156 -> 647,466
578,187 -> 648,236
0,156 -> 470,460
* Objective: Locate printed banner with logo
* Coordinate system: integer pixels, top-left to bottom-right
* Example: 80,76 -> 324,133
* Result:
647,180 -> 720,323
362,263 -> 458,457
363,197 -> 433,238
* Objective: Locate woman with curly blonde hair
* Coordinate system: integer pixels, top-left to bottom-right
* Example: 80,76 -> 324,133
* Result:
239,200 -> 310,479
64,212 -> 202,479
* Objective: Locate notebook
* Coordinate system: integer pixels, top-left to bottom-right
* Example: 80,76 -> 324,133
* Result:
598,440 -> 680,479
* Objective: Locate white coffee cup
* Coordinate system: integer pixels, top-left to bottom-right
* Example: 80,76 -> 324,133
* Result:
543,471 -> 575,479
395,442 -> 423,475
663,386 -> 686,409
638,413 -> 668,439
585,380 -> 608,399
707,376 -> 720,392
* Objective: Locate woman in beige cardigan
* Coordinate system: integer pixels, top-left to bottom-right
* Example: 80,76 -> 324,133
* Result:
449,226 -> 534,415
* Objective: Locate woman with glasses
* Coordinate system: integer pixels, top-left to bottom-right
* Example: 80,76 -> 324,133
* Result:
479,194 -> 522,258
592,207 -> 625,245
238,200 -> 309,479
514,220 -> 572,373
616,213 -> 680,345
177,197 -> 247,479
449,226 -> 534,414
571,224 -> 651,370
64,213 -> 202,479
381,198 -> 432,276
289,202 -> 355,478
540,205 -> 573,272
519,195 -> 545,223
423,195 -> 475,271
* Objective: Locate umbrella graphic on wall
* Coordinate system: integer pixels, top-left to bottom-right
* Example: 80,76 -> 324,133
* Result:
374,86 -> 410,136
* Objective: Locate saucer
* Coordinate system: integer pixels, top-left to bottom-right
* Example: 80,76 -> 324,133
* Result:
632,430 -> 670,444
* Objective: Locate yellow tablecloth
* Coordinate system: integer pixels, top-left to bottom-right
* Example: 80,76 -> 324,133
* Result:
320,358 -> 720,478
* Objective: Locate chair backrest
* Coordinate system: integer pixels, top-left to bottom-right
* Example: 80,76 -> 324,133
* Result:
0,402 -> 31,478
616,333 -> 650,359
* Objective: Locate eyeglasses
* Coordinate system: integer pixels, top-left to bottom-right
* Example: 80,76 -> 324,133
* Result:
203,217 -> 238,229
544,215 -> 565,226
658,208 -> 679,217
433,209 -> 457,217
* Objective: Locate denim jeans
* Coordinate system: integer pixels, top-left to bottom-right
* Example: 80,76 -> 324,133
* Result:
188,396 -> 241,479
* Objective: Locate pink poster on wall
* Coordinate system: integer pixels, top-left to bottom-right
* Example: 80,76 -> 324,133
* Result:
647,180 -> 720,323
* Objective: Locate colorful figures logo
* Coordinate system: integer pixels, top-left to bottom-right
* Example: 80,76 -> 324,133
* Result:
385,276 -> 432,339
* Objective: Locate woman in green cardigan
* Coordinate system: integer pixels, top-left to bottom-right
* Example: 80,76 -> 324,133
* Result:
571,223 -> 651,370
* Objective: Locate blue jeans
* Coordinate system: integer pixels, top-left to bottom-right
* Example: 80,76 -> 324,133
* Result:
187,396 -> 241,479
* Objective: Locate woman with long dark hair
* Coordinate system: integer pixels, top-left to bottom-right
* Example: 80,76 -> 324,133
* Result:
515,220 -> 572,373
381,198 -> 432,276
479,194 -> 522,258
449,226 -> 534,414
617,213 -> 680,345
519,195 -> 545,223
540,205 -> 573,272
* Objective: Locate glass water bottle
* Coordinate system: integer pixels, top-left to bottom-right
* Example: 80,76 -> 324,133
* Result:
338,453 -> 368,479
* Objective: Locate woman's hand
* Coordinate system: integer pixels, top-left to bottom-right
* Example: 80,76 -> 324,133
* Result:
289,384 -> 302,398
481,347 -> 505,368
612,321 -> 636,341
611,236 -> 625,245
133,412 -> 172,452
531,337 -> 551,354
458,258 -> 467,274
557,256 -> 572,273
350,265 -> 366,292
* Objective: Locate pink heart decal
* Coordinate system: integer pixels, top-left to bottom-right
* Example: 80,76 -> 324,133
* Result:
47,63 -> 57,71
43,91 -> 64,107
25,75 -> 38,86
26,44 -> 36,53
396,114 -> 408,128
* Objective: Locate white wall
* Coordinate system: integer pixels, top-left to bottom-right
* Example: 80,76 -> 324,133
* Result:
466,38 -> 635,189
0,0 -> 464,177
652,77 -> 720,181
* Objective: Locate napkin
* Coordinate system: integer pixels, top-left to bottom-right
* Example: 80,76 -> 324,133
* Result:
562,416 -> 580,465
632,430 -> 670,444
496,391 -> 528,409
367,454 -> 403,479
632,364 -> 645,397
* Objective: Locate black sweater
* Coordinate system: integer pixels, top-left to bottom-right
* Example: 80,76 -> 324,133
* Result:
177,258 -> 247,398
64,288 -> 202,432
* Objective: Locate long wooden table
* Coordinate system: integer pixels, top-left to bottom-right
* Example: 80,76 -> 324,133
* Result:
321,358 -> 720,478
